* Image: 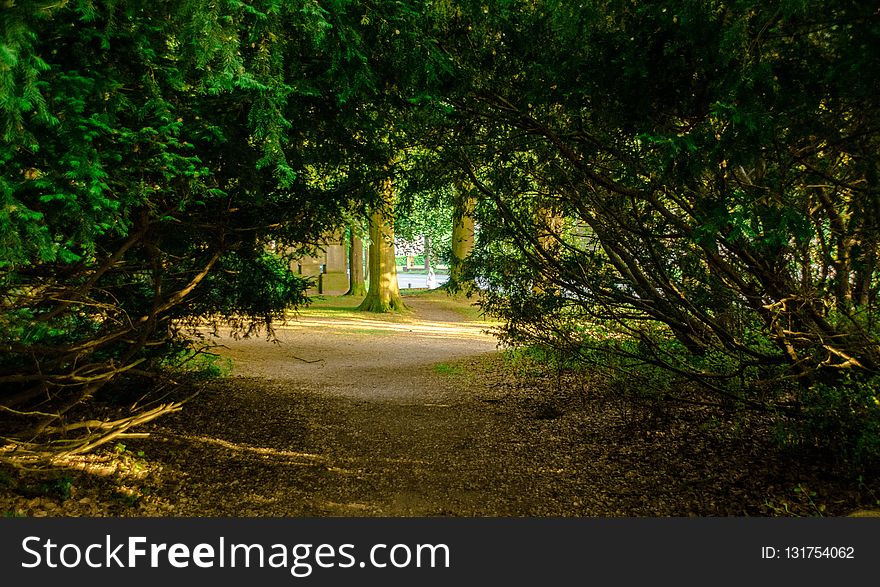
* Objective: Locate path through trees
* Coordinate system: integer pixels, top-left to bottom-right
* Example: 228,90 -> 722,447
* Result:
2,294 -> 841,517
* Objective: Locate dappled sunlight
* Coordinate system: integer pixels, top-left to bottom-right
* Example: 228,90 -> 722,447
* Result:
275,316 -> 495,339
165,433 -> 327,466
0,444 -> 176,517
276,293 -> 500,340
199,292 -> 501,398
169,433 -> 434,470
319,501 -> 377,514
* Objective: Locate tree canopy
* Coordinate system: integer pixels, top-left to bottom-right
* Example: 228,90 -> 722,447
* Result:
0,0 -> 441,455
2,0 -> 879,470
436,0 -> 880,465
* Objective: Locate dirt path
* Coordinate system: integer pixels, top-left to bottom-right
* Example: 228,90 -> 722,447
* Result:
5,294 -> 869,517
118,294 -> 828,517
137,295 -> 551,516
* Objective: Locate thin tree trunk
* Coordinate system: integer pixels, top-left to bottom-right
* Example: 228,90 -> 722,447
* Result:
424,234 -> 432,271
345,222 -> 367,296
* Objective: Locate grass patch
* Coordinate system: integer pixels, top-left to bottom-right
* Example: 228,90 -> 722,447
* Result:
296,290 -> 495,325
433,362 -> 465,376
292,296 -> 411,323
404,289 -> 495,323
341,328 -> 391,336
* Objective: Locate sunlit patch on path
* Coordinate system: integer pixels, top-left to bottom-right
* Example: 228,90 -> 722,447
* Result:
275,316 -> 493,339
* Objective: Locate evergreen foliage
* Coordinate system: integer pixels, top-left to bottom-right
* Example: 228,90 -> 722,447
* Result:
2,0 -> 879,470
434,0 -> 880,468
0,0 -> 439,455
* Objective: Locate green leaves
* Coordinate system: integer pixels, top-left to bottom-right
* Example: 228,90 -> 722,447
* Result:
440,1 -> 880,463
0,0 -> 408,450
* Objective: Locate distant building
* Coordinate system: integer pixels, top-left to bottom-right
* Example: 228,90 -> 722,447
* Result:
290,230 -> 349,295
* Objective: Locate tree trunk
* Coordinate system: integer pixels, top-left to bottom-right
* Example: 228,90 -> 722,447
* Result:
345,222 -> 367,296
451,194 -> 476,284
533,205 -> 564,294
424,234 -> 432,271
358,177 -> 406,312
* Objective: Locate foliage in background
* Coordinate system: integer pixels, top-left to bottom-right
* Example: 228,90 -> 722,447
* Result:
395,185 -> 454,267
